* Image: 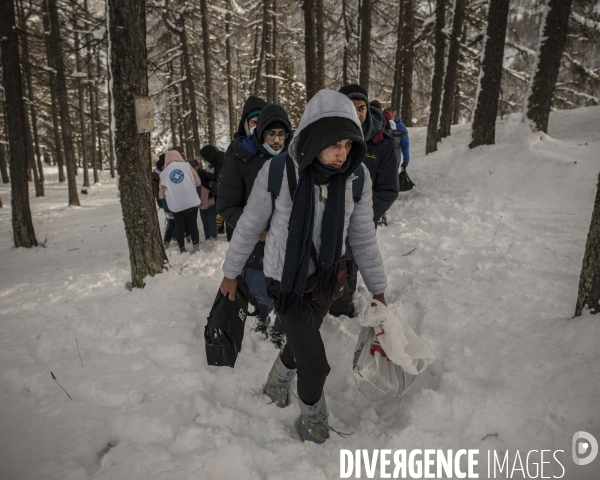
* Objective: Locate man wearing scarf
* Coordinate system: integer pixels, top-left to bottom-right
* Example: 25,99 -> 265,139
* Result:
219,90 -> 387,444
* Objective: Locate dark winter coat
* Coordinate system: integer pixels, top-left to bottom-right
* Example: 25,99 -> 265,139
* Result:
217,104 -> 292,230
222,96 -> 268,173
152,154 -> 166,208
362,107 -> 399,223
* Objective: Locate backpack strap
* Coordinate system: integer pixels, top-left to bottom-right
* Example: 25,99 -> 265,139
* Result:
352,165 -> 365,203
265,153 -> 288,231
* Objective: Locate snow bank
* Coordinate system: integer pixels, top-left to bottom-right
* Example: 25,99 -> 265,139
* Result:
1,108 -> 599,479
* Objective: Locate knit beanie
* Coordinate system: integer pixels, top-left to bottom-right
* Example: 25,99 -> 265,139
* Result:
199,145 -> 221,166
246,109 -> 262,120
338,84 -> 369,104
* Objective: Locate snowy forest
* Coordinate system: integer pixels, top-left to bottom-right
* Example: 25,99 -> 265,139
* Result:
1,0 -> 600,478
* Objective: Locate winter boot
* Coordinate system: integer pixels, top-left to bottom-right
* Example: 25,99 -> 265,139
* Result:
296,392 -> 330,444
192,243 -> 200,253
263,353 -> 296,408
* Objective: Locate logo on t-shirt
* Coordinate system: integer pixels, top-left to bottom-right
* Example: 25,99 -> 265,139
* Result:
170,169 -> 185,183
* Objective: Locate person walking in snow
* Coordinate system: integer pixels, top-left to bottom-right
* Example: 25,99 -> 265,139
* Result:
219,90 -> 387,444
195,145 -> 223,240
217,104 -> 290,347
158,149 -> 201,253
220,95 -> 268,241
328,84 -> 399,318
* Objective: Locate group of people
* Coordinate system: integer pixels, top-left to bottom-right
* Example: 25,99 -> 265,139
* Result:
155,85 -> 411,444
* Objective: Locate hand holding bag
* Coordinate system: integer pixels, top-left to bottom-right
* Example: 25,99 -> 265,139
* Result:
353,300 -> 435,400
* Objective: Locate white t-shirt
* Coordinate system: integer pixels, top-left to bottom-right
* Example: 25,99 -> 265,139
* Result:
159,162 -> 200,212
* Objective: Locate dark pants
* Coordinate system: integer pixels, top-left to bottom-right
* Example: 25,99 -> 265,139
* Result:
174,207 -> 199,249
226,223 -> 234,242
164,217 -> 175,243
266,278 -> 332,406
328,259 -> 357,317
199,205 -> 218,240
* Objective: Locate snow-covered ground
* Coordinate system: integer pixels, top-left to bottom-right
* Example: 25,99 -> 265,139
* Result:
1,108 -> 599,480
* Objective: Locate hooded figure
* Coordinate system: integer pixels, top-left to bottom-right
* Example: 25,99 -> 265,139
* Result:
152,153 -> 166,208
159,150 -> 201,252
217,104 -> 292,231
219,90 -> 388,444
339,84 -> 399,224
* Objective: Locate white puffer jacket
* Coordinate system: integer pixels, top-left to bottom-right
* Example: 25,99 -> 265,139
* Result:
222,90 -> 387,295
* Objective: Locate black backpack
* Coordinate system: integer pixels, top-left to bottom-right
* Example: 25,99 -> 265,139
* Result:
204,276 -> 259,368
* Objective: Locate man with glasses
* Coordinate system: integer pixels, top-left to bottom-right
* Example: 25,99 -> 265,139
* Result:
217,104 -> 292,348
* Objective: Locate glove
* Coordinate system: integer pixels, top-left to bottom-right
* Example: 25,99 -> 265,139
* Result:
401,162 -> 408,172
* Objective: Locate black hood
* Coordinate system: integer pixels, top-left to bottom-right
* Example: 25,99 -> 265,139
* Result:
252,104 -> 292,153
234,96 -> 267,139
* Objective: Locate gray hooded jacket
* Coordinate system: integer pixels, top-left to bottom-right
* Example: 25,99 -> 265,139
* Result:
222,90 -> 387,295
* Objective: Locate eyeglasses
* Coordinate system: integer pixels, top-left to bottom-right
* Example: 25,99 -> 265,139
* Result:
265,130 -> 289,140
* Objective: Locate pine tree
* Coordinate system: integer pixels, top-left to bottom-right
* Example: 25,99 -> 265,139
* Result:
469,0 -> 511,149
425,0 -> 446,154
279,49 -> 306,129
107,0 -> 167,287
525,0 -> 574,133
575,171 -> 600,316
0,0 -> 37,247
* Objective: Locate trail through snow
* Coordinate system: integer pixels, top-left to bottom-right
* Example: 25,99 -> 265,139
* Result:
0,108 -> 599,479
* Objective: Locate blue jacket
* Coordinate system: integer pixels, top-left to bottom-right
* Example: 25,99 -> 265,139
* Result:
394,118 -> 410,163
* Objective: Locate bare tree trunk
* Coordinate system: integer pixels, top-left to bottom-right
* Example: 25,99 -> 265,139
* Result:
401,0 -> 414,126
525,0 -> 573,133
46,0 -> 80,206
425,0 -> 446,154
18,4 -> 45,191
575,171 -> 600,316
16,2 -> 42,196
391,0 -> 404,115
168,60 -> 178,145
105,46 -> 116,178
469,0 -> 510,149
315,0 -> 325,90
226,1 -> 236,138
83,0 -> 99,184
180,56 -> 193,159
439,0 -> 466,138
251,24 -> 260,92
42,9 -> 66,182
272,0 -> 279,103
358,0 -> 372,91
163,10 -> 201,156
0,0 -> 37,247
0,144 -> 9,183
72,2 -> 90,188
303,0 -> 318,101
199,0 -> 216,145
255,1 -> 269,97
107,0 -> 166,288
342,0 -> 350,86
262,0 -> 273,101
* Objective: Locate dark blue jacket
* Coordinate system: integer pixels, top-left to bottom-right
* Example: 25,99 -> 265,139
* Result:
394,117 -> 410,163
363,107 -> 399,224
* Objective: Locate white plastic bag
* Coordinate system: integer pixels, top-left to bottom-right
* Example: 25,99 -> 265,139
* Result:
353,300 -> 435,400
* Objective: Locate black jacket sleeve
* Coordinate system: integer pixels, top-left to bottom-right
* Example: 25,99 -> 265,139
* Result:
371,138 -> 400,223
216,155 -> 246,229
